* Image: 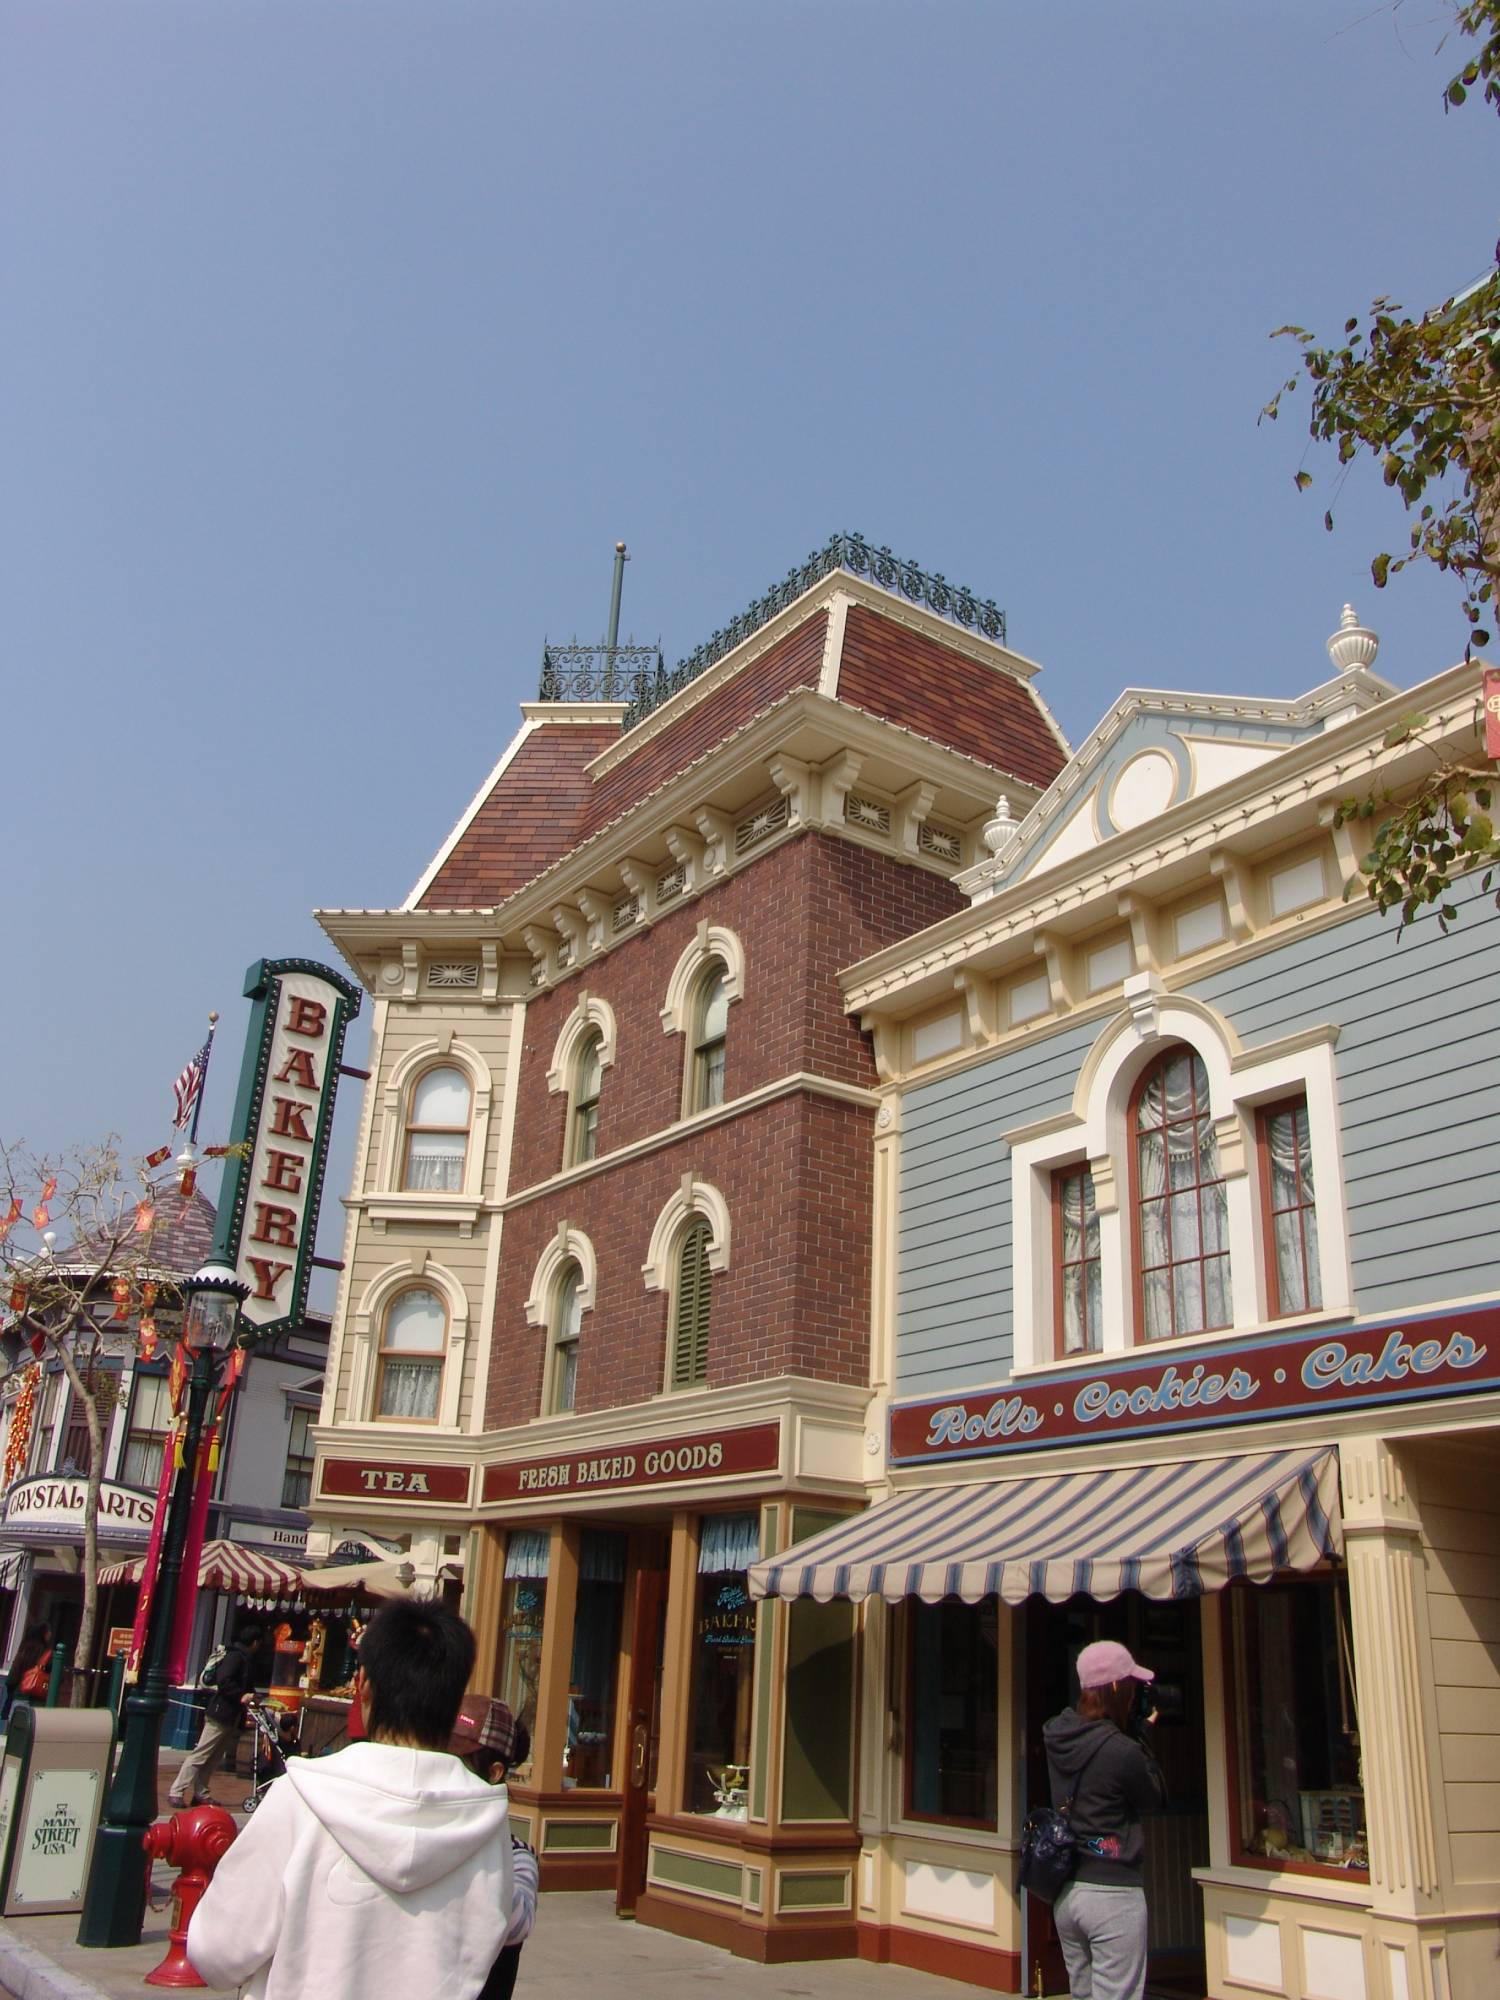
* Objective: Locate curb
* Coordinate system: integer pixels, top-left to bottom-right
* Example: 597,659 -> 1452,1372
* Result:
0,1923 -> 113,2000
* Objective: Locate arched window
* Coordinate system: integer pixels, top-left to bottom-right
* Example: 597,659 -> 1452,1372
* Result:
376,1286 -> 447,1420
549,1264 -> 583,1414
1132,1046 -> 1229,1341
402,1066 -> 471,1192
670,1221 -> 713,1388
691,966 -> 729,1113
569,1034 -> 603,1167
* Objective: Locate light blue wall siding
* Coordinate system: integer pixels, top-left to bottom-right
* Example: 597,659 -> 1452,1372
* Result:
894,882 -> 1500,1396
898,1018 -> 1097,1394
1185,880 -> 1500,1320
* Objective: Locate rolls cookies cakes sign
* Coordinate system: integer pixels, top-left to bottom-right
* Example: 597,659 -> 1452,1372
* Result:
215,958 -> 362,1339
889,1302 -> 1500,1465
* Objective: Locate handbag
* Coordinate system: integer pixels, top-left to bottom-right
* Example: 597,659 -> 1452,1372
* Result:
1019,1734 -> 1109,1903
17,1653 -> 51,1698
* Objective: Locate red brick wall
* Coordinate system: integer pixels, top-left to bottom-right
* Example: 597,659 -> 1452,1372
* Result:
484,830 -> 963,1429
419,720 -> 623,910
837,604 -> 1066,790
485,1091 -> 873,1427
508,831 -> 961,1186
578,614 -> 827,838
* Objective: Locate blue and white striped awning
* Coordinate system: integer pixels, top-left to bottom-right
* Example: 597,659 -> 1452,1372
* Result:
747,1446 -> 1341,1605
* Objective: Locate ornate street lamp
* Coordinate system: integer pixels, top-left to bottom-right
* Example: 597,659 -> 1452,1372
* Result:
77,1259 -> 249,1949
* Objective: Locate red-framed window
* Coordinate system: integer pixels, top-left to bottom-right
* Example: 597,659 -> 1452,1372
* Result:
1258,1096 -> 1322,1317
1222,1576 -> 1367,1878
1053,1165 -> 1102,1357
1131,1046 -> 1230,1342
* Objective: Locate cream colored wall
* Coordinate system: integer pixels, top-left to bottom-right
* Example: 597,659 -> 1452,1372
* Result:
1413,1439 -> 1500,1893
328,989 -> 521,1434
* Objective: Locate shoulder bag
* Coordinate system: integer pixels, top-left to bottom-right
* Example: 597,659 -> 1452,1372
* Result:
1019,1733 -> 1110,1904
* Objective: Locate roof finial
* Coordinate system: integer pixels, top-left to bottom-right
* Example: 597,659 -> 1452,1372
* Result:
982,793 -> 1018,858
1326,603 -> 1379,673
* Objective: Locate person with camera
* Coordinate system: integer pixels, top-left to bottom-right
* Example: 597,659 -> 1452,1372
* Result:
1042,1640 -> 1167,2000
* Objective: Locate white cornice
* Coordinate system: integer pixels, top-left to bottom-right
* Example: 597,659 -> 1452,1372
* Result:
498,1068 -> 883,1213
843,662 -> 1486,1015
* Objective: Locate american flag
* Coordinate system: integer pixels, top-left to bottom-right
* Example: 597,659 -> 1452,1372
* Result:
172,1039 -> 213,1131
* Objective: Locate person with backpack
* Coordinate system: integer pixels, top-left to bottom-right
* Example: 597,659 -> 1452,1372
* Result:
1042,1640 -> 1166,2000
168,1623 -> 263,1808
1,1621 -> 53,1718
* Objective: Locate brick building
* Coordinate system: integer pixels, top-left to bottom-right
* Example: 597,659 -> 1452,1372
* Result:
311,538 -> 1067,1958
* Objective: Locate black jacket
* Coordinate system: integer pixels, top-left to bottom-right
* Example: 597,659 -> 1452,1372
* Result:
1043,1708 -> 1166,1888
204,1642 -> 257,1726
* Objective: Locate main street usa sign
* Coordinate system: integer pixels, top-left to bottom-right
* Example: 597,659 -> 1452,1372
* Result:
215,958 -> 362,1339
890,1302 -> 1500,1465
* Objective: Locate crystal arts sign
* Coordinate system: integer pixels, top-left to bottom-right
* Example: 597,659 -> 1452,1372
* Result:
215,958 -> 362,1339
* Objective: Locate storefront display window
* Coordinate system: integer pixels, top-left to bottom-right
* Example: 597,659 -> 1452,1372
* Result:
906,1598 -> 998,1827
1227,1579 -> 1366,1874
499,1529 -> 550,1742
567,1530 -> 626,1789
686,1510 -> 759,1815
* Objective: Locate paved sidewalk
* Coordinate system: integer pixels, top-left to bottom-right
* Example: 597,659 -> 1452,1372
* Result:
0,1753 -> 982,2000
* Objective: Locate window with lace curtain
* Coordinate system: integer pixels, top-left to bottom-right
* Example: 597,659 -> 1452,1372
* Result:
120,1369 -> 172,1487
548,1264 -> 583,1414
1132,1045 -> 1230,1341
401,1066 -> 471,1192
1259,1095 -> 1322,1317
568,1034 -> 603,1167
1053,1165 -> 1101,1356
690,967 -> 729,1113
376,1287 -> 446,1420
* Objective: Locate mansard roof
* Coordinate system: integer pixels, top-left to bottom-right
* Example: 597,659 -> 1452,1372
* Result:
402,556 -> 1067,917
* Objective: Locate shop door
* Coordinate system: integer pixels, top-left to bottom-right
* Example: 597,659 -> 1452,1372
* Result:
615,1537 -> 669,1917
1023,1595 -> 1208,2000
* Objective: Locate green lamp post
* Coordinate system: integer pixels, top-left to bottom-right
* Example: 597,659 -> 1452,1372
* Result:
76,1260 -> 248,1948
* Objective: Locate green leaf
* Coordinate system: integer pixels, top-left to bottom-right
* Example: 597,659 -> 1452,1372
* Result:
1372,553 -> 1391,588
1294,470 -> 1313,491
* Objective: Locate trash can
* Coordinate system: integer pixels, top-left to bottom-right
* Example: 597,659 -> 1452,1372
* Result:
0,1701 -> 114,1913
163,1685 -> 207,1750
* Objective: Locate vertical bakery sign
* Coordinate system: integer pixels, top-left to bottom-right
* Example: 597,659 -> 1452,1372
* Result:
214,958 -> 363,1338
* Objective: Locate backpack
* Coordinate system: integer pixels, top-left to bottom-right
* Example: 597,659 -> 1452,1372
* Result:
198,1646 -> 228,1690
1019,1734 -> 1109,1904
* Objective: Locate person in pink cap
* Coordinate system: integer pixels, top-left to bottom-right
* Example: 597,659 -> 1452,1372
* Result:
1042,1639 -> 1167,2000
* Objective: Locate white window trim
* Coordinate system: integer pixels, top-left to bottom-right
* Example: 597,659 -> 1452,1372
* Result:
1007,976 -> 1350,1374
524,1223 -> 598,1324
545,995 -> 618,1095
659,923 -> 745,1037
377,1037 -> 492,1201
642,1177 -> 731,1293
350,1254 -> 469,1428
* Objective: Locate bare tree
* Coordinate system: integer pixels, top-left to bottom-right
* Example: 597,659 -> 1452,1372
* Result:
0,1139 -> 189,1695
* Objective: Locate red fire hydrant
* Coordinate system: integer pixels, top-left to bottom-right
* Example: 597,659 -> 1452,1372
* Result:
142,1804 -> 238,1988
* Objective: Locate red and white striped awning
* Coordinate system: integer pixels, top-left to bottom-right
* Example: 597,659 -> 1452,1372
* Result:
748,1446 -> 1342,1605
98,1538 -> 304,1596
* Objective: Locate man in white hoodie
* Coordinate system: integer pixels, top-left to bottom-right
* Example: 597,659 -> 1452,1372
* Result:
187,1599 -> 514,2000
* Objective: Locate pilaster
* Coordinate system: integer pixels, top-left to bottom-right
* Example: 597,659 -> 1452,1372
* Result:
1339,1435 -> 1448,1917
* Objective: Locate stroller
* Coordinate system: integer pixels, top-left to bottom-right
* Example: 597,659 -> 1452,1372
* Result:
241,1698 -> 298,1814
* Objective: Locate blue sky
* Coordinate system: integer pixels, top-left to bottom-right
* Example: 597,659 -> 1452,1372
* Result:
4,1 -> 1494,1279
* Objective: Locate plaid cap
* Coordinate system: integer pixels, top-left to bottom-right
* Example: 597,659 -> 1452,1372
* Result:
450,1696 -> 520,1762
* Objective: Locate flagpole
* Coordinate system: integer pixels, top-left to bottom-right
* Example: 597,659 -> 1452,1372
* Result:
188,1013 -> 218,1146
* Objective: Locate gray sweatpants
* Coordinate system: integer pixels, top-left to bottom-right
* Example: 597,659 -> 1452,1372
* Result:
168,1712 -> 238,1805
1052,1880 -> 1148,2000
